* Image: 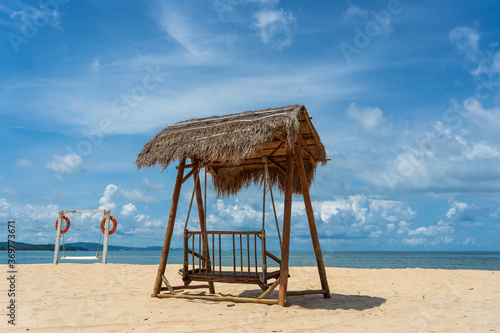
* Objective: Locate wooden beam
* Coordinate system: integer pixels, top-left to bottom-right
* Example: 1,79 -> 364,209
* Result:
193,167 -> 215,294
295,146 -> 330,299
265,251 -> 281,264
258,277 -> 280,299
269,140 -> 285,157
181,167 -> 198,185
278,152 -> 294,306
162,275 -> 176,294
155,293 -> 280,305
287,289 -> 326,296
298,134 -> 316,166
153,157 -> 186,296
267,157 -> 286,174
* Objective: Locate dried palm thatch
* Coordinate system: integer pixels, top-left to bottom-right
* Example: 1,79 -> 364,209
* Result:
136,104 -> 327,197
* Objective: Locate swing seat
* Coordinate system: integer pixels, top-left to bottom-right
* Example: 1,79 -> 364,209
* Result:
183,268 -> 281,285
182,230 -> 282,287
60,255 -> 101,260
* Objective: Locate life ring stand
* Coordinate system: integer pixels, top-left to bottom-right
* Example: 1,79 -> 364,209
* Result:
101,216 -> 117,235
55,216 -> 71,234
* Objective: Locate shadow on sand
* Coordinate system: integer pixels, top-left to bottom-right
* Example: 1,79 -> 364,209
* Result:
226,289 -> 387,311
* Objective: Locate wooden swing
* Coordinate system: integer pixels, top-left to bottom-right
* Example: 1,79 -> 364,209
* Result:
136,104 -> 331,306
181,158 -> 282,291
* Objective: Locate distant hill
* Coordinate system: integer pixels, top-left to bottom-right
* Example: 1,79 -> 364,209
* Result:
0,241 -> 164,251
0,242 -> 87,251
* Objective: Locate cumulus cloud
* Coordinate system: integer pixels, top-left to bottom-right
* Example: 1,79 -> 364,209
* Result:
16,158 -> 35,168
346,102 -> 387,133
252,8 -> 295,49
45,153 -> 83,179
121,203 -> 137,216
99,184 -> 118,210
446,201 -> 475,221
407,220 -> 454,237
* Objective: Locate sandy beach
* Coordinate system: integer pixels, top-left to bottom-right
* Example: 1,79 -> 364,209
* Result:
3,264 -> 499,332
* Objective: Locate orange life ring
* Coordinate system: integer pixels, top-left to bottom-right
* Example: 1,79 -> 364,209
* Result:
55,216 -> 70,234
101,216 -> 117,235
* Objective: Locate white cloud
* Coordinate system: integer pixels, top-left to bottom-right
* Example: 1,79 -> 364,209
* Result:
402,237 -> 425,245
45,153 -> 83,179
449,26 -> 479,61
463,142 -> 500,160
0,198 -> 11,218
99,184 -> 118,210
407,220 -> 454,237
346,102 -> 387,132
342,4 -> 368,22
120,188 -> 156,203
16,158 -> 35,168
158,7 -> 210,59
121,203 -> 137,216
142,178 -> 165,190
446,201 -> 475,221
252,8 -> 295,49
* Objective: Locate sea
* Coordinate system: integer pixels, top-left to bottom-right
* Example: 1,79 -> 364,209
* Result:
12,250 -> 500,270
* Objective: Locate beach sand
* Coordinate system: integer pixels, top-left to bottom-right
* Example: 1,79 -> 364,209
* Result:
3,264 -> 499,332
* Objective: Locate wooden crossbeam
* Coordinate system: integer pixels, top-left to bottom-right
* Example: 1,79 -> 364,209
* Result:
155,293 -> 280,305
287,289 -> 326,296
162,275 -> 176,294
258,277 -> 280,299
181,167 -> 198,185
268,157 -> 286,174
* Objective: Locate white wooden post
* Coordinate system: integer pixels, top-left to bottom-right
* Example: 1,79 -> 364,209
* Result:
102,209 -> 111,264
53,211 -> 64,265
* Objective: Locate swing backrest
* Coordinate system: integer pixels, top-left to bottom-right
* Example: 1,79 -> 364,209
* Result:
183,230 -> 280,284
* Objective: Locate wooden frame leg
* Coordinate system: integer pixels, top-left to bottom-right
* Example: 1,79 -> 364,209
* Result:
153,157 -> 186,296
278,152 -> 294,306
295,146 -> 330,298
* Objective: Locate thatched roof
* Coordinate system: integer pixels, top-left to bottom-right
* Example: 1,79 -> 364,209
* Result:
136,104 -> 327,197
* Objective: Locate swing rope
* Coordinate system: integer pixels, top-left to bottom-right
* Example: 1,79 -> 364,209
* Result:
262,156 -> 282,250
96,222 -> 103,258
184,167 -> 200,231
62,231 -> 66,257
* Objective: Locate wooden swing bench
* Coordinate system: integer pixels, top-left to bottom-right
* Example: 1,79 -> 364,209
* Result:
181,230 -> 282,290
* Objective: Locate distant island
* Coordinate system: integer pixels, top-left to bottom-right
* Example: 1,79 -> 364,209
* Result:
0,241 -> 165,251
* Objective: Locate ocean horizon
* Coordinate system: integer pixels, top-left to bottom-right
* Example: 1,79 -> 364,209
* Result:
13,250 -> 500,271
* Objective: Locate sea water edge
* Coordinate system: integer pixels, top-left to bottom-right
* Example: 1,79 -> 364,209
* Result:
11,250 -> 500,270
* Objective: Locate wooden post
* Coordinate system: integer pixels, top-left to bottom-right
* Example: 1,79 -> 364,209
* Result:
194,168 -> 215,294
102,209 -> 111,264
278,151 -> 294,306
153,157 -> 186,296
53,211 -> 64,265
295,146 -> 331,298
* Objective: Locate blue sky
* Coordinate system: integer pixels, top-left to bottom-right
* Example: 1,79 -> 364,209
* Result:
1,0 -> 499,250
